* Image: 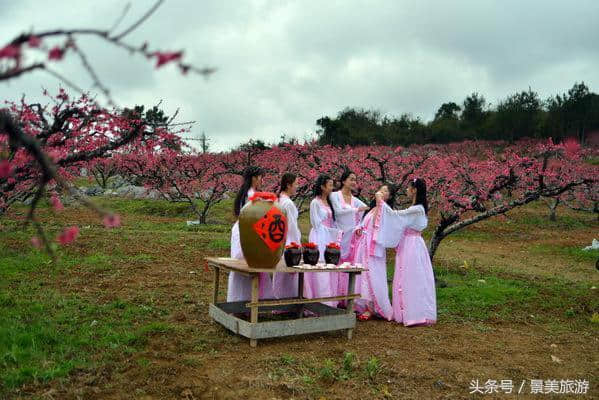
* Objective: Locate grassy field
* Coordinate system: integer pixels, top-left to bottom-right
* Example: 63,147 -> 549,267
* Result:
0,196 -> 597,399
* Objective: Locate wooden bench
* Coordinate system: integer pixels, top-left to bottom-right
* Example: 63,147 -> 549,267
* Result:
205,257 -> 365,347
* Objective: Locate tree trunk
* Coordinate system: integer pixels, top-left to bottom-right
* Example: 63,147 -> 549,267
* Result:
428,232 -> 444,263
549,198 -> 559,222
199,207 -> 208,224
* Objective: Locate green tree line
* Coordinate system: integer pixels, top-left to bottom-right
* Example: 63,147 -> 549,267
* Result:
316,82 -> 599,146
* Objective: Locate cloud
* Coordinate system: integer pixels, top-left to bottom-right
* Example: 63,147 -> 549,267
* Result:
2,0 -> 598,151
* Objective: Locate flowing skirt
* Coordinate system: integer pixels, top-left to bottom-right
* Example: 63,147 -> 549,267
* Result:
392,231 -> 436,326
303,228 -> 337,306
272,272 -> 298,298
227,221 -> 273,302
352,232 -> 393,320
335,229 -> 356,306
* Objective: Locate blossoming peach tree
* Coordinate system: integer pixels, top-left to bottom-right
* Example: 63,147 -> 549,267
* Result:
0,1 -> 214,253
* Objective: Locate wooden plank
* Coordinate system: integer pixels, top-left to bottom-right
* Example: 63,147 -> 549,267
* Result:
210,302 -> 356,342
212,266 -> 220,304
250,274 -> 259,347
345,272 -> 357,340
246,294 -> 359,308
246,313 -> 356,339
209,303 -> 245,334
206,257 -> 367,274
297,273 -> 304,318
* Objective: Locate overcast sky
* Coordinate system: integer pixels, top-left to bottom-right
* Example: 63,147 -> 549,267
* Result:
2,0 -> 598,151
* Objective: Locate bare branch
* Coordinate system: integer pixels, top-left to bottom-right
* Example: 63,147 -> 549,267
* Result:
113,0 -> 164,40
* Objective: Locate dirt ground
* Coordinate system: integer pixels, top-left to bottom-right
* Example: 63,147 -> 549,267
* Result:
3,203 -> 598,399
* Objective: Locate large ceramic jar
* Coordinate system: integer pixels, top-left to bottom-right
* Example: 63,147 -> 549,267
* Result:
239,192 -> 287,268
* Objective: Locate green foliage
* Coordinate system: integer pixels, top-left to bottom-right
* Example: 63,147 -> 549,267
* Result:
364,356 -> 382,380
316,82 -> 599,146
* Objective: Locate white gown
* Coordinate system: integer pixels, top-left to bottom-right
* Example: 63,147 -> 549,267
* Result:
376,203 -> 437,326
272,193 -> 301,298
330,190 -> 366,302
304,197 -> 341,306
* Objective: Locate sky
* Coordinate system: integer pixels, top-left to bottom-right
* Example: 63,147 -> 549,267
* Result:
2,0 -> 599,151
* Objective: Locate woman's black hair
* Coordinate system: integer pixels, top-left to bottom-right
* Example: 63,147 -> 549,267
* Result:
313,174 -> 336,221
409,178 -> 428,214
338,169 -> 355,190
234,166 -> 264,217
363,183 -> 397,219
278,172 -> 297,196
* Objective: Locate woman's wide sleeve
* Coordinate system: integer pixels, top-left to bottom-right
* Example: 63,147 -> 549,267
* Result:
283,201 -> 301,244
373,202 -> 407,248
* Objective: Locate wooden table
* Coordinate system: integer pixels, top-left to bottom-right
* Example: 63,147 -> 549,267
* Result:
206,257 -> 365,347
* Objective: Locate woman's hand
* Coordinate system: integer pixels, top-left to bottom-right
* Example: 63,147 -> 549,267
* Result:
358,206 -> 369,212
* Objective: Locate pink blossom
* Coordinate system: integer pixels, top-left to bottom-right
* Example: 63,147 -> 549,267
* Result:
48,46 -> 64,60
0,45 -> 20,59
103,214 -> 121,228
50,194 -> 64,211
154,51 -> 182,68
0,160 -> 12,178
57,226 -> 79,245
28,36 -> 42,48
563,138 -> 580,158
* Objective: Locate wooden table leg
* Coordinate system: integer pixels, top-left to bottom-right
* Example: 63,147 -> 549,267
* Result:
212,265 -> 220,304
297,272 -> 304,318
346,272 -> 357,340
250,273 -> 259,347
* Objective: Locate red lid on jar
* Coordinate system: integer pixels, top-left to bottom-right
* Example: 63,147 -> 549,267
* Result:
249,192 -> 278,202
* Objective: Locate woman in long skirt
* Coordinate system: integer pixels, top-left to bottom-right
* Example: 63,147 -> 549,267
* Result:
228,166 -> 274,302
351,183 -> 396,321
375,178 -> 437,326
304,174 -> 342,306
272,173 -> 301,298
330,170 -> 368,302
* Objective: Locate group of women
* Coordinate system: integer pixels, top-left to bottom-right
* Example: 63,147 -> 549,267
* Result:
227,166 -> 437,326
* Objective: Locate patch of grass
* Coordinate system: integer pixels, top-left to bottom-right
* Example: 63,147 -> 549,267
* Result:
363,356 -> 382,380
0,288 -> 161,391
434,267 -> 598,325
317,358 -> 336,381
531,244 -> 599,262
586,156 -> 599,166
514,212 -> 592,229
94,197 -> 194,217
436,269 -> 536,322
0,247 -> 171,393
208,238 -> 231,250
451,228 -> 494,241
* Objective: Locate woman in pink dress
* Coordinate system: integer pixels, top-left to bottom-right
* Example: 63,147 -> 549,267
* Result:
304,174 -> 342,306
272,173 -> 301,299
329,170 -> 368,303
227,166 -> 274,302
375,178 -> 437,326
351,183 -> 396,321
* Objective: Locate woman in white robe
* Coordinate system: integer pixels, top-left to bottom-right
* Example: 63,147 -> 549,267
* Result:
375,178 -> 437,326
272,173 -> 302,298
330,170 -> 368,303
304,174 -> 342,306
350,184 -> 396,320
228,166 -> 274,302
